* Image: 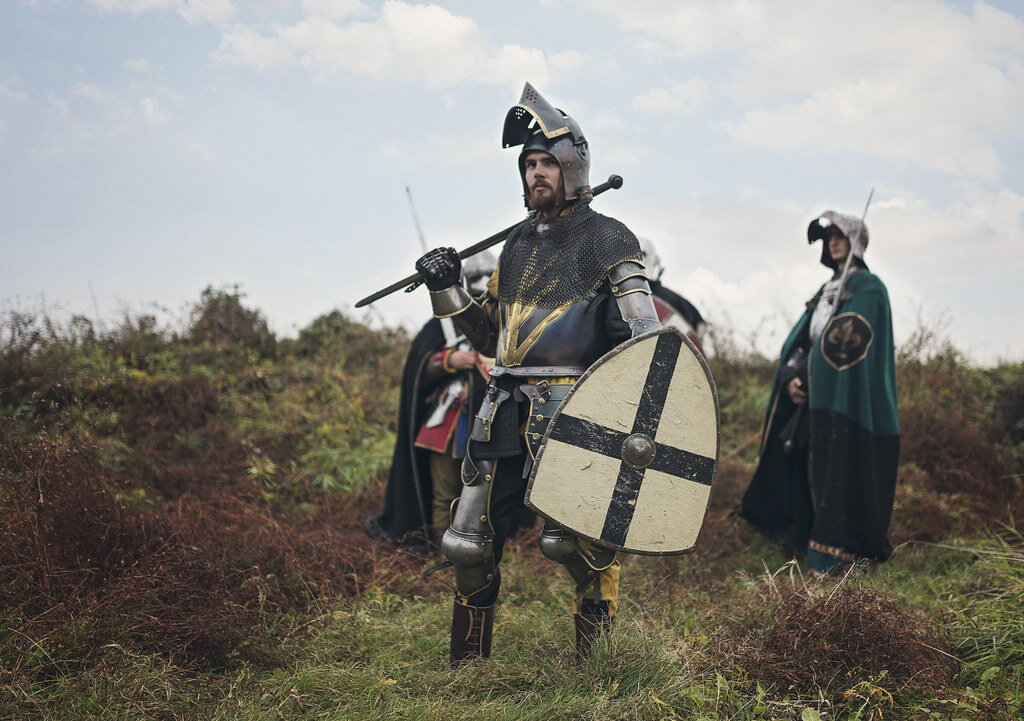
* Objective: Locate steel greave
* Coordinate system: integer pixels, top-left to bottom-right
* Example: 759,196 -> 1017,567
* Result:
441,457 -> 497,599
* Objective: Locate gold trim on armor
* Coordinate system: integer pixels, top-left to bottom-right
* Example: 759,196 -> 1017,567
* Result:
610,271 -> 648,284
434,297 -> 474,318
519,104 -> 571,139
523,379 -> 577,461
500,299 -> 575,366
612,287 -> 653,298
528,376 -> 577,385
577,538 -> 619,572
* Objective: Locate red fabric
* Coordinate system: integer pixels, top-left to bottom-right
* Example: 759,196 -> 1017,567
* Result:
414,403 -> 460,452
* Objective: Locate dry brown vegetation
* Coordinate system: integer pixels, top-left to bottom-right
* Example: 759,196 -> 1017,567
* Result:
1,292 -> 1022,718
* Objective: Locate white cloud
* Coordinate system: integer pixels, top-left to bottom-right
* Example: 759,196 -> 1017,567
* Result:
483,44 -> 550,88
87,0 -> 178,13
65,79 -> 173,129
140,96 -> 166,122
213,1 -> 567,88
183,139 -> 216,162
600,144 -> 644,168
214,26 -> 297,72
627,182 -> 1024,362
633,78 -> 708,117
0,78 -> 29,102
8,0 -> 1024,366
125,57 -> 154,73
678,265 -> 817,355
180,0 -> 237,25
88,0 -> 236,24
0,80 -> 28,140
47,92 -> 71,120
872,184 -> 1024,286
379,133 -> 498,169
74,83 -> 112,101
579,0 -> 766,58
584,0 -> 1024,182
299,0 -> 368,21
548,50 -> 590,77
589,110 -> 624,131
720,78 -> 1005,180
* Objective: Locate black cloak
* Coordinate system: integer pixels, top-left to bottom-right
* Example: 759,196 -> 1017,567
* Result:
363,319 -> 445,546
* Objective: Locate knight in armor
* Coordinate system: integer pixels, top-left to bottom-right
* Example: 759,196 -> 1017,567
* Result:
638,237 -> 707,352
740,211 -> 899,574
364,254 -> 497,552
414,83 -> 663,665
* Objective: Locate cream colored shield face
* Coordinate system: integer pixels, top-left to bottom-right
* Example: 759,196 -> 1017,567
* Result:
525,328 -> 719,555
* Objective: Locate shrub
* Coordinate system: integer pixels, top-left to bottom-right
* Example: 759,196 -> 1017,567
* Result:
732,569 -> 957,697
188,285 -> 277,362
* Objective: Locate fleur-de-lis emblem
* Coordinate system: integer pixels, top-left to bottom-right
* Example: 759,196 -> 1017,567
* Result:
827,318 -> 862,360
822,313 -> 873,370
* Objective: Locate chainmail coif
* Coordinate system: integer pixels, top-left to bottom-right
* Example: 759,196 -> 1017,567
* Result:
497,202 -> 642,306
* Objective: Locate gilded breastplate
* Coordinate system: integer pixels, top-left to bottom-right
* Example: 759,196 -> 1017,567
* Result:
495,294 -> 613,376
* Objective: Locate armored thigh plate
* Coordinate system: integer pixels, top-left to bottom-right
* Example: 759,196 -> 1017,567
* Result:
520,380 -> 574,463
441,456 -> 497,598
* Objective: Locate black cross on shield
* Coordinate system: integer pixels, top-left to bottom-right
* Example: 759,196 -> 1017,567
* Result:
525,328 -> 719,555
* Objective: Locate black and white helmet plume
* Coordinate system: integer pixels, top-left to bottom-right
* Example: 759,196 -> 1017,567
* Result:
462,249 -> 497,295
502,82 -> 591,206
638,237 -> 664,281
807,210 -> 870,271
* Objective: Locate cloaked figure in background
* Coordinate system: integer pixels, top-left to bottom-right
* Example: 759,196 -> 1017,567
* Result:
363,253 -> 499,553
740,211 -> 899,575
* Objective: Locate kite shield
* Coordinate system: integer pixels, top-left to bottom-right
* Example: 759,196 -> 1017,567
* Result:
524,327 -> 719,555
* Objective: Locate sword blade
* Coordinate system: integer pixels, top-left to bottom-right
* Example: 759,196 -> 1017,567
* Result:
354,174 -> 624,308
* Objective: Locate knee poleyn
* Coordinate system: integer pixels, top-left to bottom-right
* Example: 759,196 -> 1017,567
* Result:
538,526 -> 578,564
442,526 -> 496,598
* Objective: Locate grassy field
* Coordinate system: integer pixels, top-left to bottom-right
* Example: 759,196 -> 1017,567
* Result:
1,288 -> 1022,720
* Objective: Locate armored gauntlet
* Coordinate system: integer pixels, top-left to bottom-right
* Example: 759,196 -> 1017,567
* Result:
415,247 -> 462,291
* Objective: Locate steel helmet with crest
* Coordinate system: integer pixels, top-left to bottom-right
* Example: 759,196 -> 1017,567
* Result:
502,82 -> 591,206
807,210 -> 870,271
461,249 -> 496,295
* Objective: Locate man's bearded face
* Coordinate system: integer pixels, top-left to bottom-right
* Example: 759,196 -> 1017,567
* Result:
523,150 -> 565,212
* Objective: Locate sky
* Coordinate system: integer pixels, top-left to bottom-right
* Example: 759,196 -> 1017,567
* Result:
2,0 -> 1022,364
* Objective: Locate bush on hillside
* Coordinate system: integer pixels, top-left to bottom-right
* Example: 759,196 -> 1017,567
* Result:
731,571 -> 957,698
0,293 -> 418,675
188,285 -> 277,362
894,327 -> 1024,541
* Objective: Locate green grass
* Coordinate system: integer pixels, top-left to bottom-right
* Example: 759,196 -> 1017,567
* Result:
5,533 -> 1021,720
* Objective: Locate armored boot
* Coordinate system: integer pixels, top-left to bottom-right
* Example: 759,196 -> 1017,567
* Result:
574,598 -> 611,661
449,601 -> 494,667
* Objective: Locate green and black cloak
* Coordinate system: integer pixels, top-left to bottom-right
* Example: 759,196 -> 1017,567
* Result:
741,268 -> 899,572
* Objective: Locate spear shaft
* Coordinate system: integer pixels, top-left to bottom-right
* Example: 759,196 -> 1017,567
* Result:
832,186 -> 875,313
